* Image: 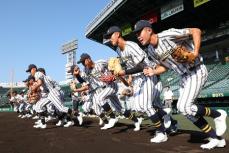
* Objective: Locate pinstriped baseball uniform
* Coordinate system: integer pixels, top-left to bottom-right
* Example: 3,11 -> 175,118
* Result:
70,75 -> 93,114
80,87 -> 122,116
84,60 -> 122,113
82,91 -> 122,116
81,98 -> 93,114
17,94 -> 26,113
22,94 -> 33,112
18,94 -> 32,113
117,82 -> 134,111
116,41 -> 160,116
71,74 -> 102,115
35,72 -> 69,113
46,75 -> 65,101
107,94 -> 122,113
34,86 -> 51,113
91,94 -> 102,115
10,94 -> 20,112
146,28 -> 208,116
144,55 -> 163,108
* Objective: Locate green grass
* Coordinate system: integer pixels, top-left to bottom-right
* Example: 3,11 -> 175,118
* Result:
119,114 -> 229,140
172,115 -> 229,140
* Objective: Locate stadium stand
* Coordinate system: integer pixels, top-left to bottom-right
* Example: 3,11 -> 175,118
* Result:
60,84 -> 72,107
161,62 -> 229,99
1,62 -> 229,111
0,87 -> 30,112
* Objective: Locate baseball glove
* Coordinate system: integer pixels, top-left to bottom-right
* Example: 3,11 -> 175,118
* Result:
171,46 -> 196,63
28,91 -> 40,104
99,74 -> 116,83
28,83 -> 41,103
108,57 -> 123,75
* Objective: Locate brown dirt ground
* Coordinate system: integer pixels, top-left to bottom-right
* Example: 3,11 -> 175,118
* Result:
0,112 -> 228,153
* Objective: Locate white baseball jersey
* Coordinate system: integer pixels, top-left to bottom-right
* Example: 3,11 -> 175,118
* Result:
147,28 -> 203,75
83,60 -> 121,112
34,71 -> 68,113
116,41 -> 161,116
21,94 -> 28,103
15,94 -> 23,103
17,94 -> 28,113
84,60 -> 117,93
116,41 -> 146,76
10,94 -> 21,112
146,28 -> 208,116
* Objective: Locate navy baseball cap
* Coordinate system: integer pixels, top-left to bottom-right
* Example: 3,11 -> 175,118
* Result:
77,53 -> 91,64
103,26 -> 121,39
26,64 -> 37,72
68,65 -> 79,74
37,68 -> 46,75
133,20 -> 152,33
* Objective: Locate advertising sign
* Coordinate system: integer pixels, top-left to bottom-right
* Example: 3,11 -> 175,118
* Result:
161,0 -> 184,20
193,0 -> 210,8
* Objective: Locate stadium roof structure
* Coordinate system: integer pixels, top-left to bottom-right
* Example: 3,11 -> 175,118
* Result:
85,0 -> 229,50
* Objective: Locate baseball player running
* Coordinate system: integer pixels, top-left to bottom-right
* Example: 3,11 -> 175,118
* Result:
73,56 -> 121,130
37,68 -> 66,124
26,64 -> 73,128
17,90 -> 32,118
103,26 -> 171,143
26,74 -> 49,128
75,54 -> 142,130
69,64 -> 109,126
9,91 -> 20,113
133,20 -> 227,149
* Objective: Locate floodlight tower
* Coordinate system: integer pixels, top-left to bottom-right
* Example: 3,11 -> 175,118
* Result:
61,39 -> 77,81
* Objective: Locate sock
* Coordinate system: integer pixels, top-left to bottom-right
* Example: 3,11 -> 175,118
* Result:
192,116 -> 217,138
149,113 -> 166,133
73,111 -> 79,117
41,118 -> 45,125
73,100 -> 79,110
138,113 -> 145,119
217,136 -> 223,140
99,113 -> 108,124
171,117 -> 178,125
58,113 -> 66,120
156,108 -> 167,118
40,112 -> 46,125
89,109 -> 94,115
66,114 -> 72,121
123,110 -> 138,122
196,105 -> 221,118
157,108 -> 178,126
68,108 -> 72,115
102,103 -> 115,118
